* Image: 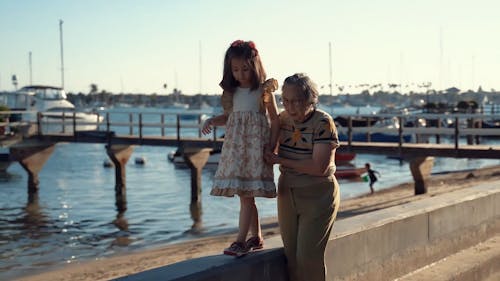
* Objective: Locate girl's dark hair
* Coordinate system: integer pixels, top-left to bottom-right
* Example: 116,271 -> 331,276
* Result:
219,40 -> 266,93
283,73 -> 319,107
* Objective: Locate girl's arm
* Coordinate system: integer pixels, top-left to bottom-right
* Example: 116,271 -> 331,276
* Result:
202,114 -> 228,135
262,78 -> 280,152
202,89 -> 232,135
266,143 -> 335,176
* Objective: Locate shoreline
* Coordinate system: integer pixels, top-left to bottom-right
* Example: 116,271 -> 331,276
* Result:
12,164 -> 500,281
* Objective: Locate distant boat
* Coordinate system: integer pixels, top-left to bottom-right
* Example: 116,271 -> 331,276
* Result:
482,120 -> 500,129
1,85 -> 104,133
335,166 -> 367,179
334,116 -> 379,127
177,112 -> 209,122
167,149 -> 220,166
337,117 -> 412,143
188,101 -> 212,110
168,149 -> 356,166
335,152 -> 356,163
338,132 -> 412,143
170,102 -> 189,110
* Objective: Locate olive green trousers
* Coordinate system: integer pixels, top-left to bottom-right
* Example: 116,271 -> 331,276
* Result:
277,176 -> 340,281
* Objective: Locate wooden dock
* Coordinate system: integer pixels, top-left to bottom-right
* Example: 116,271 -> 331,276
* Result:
1,110 -> 499,200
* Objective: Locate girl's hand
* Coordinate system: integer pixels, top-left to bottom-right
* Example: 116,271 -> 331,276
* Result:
262,78 -> 278,94
263,143 -> 275,154
264,150 -> 280,165
202,118 -> 213,135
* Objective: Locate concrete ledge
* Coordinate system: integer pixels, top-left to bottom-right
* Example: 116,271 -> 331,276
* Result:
330,182 -> 500,280
117,247 -> 288,281
397,234 -> 500,281
115,181 -> 500,281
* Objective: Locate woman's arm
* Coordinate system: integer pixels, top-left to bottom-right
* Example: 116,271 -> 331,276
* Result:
266,143 -> 335,176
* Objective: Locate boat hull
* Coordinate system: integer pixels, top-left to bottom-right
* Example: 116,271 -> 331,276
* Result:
338,133 -> 412,143
334,167 -> 367,178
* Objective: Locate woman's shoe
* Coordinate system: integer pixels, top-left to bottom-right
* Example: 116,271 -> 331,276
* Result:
245,236 -> 264,251
223,241 -> 249,257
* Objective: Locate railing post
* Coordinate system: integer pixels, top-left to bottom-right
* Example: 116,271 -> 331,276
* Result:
96,112 -> 101,130
129,113 -> 133,135
139,113 -> 143,142
161,114 -> 165,137
198,114 -> 202,138
454,117 -> 459,150
475,115 -> 481,145
176,115 -> 181,142
436,117 -> 441,144
467,117 -> 473,145
366,117 -> 371,142
72,111 -> 76,136
37,112 -> 42,136
398,116 -> 403,145
347,116 -> 353,146
106,112 -> 110,133
415,116 -> 420,143
62,111 -> 66,133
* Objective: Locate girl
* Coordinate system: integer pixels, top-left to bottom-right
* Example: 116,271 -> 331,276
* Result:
202,40 -> 280,257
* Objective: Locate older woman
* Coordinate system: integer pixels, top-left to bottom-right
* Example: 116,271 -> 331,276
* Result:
265,73 -> 340,281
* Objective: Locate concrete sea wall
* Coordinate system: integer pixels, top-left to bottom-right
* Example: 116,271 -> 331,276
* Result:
117,181 -> 500,281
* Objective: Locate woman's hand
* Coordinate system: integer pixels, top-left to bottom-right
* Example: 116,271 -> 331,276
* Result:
201,118 -> 213,135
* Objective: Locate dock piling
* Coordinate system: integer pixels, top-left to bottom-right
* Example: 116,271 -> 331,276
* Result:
9,141 -> 55,193
409,156 -> 435,195
181,147 -> 212,204
106,144 -> 134,207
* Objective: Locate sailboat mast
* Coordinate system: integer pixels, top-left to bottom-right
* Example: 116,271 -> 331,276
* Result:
29,51 -> 33,85
199,40 -> 202,94
59,19 -> 65,88
329,42 -> 333,96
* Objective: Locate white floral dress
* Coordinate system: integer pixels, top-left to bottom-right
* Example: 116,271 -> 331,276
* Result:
211,87 -> 276,198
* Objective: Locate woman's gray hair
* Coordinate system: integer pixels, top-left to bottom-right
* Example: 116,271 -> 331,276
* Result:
283,73 -> 319,107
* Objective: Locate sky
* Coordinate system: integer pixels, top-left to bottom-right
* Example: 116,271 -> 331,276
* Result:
1,0 -> 499,95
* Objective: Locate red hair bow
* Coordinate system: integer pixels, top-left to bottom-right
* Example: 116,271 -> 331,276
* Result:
231,40 -> 245,47
230,40 -> 258,55
248,41 -> 256,50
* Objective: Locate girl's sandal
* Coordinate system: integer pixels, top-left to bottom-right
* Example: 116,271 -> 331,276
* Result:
245,236 -> 264,251
223,241 -> 249,257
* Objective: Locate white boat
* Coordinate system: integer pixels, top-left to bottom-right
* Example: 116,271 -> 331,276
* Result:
167,149 -> 221,166
1,85 -> 104,133
170,102 -> 190,109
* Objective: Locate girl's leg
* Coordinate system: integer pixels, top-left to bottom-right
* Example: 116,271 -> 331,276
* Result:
236,196 -> 256,242
249,199 -> 261,238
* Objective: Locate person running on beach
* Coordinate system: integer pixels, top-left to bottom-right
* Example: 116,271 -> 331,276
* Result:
202,40 -> 280,257
365,162 -> 381,194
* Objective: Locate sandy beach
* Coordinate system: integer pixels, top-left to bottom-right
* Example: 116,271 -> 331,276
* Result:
13,164 -> 500,281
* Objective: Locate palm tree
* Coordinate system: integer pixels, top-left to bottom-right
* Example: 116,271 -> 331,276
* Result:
89,84 -> 98,95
